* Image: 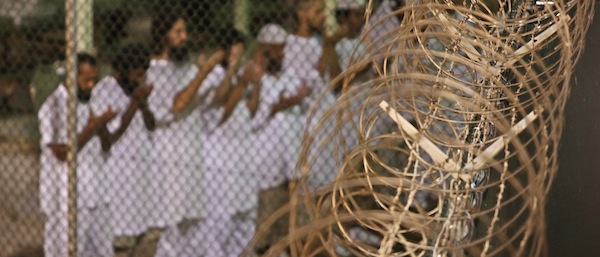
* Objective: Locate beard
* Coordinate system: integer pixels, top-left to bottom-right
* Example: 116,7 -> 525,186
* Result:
77,87 -> 91,103
310,25 -> 323,37
118,76 -> 136,96
169,45 -> 189,63
221,58 -> 229,69
309,18 -> 325,36
266,58 -> 282,74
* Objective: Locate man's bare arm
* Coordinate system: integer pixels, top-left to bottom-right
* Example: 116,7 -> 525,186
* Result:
139,101 -> 156,131
243,55 -> 267,118
270,85 -> 312,116
49,110 -> 113,159
317,26 -> 346,78
210,66 -> 237,108
247,81 -> 261,118
220,53 -> 266,124
210,44 -> 245,108
219,80 -> 248,125
108,99 -> 139,146
97,85 -> 153,152
172,50 -> 225,113
79,107 -> 118,150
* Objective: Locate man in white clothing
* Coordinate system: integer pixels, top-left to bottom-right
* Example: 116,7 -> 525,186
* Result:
39,53 -> 116,257
89,43 -> 156,253
178,28 -> 258,257
147,7 -> 225,257
244,23 -> 315,254
363,0 -> 406,69
283,0 -> 328,86
283,0 -> 340,192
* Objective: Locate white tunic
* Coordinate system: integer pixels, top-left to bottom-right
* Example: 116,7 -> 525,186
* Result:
145,59 -> 204,227
335,37 -> 366,71
282,34 -> 337,127
201,65 -> 256,215
282,34 -> 339,191
364,0 -> 401,56
335,37 -> 378,154
250,74 -> 305,189
90,76 -> 153,236
200,65 -> 247,171
283,35 -> 323,83
39,84 -> 113,257
39,84 -> 107,214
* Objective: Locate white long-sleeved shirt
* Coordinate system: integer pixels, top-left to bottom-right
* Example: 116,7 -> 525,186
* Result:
38,84 -> 106,214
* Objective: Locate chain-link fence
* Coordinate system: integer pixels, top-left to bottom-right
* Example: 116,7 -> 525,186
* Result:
0,0 -> 388,256
2,0 -> 595,256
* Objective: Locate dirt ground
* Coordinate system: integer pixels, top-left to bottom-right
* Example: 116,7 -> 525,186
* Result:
0,138 -> 44,257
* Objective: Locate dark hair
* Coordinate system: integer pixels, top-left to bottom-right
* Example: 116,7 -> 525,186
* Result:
75,53 -> 96,102
216,26 -> 247,50
335,9 -> 350,21
76,52 -> 97,71
296,0 -> 317,12
290,0 -> 315,30
151,7 -> 186,55
112,43 -> 150,74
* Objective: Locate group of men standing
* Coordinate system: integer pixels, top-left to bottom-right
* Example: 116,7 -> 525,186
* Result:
37,0 -> 407,256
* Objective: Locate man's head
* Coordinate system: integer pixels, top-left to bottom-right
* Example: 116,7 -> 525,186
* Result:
217,27 -> 247,69
257,24 -> 288,74
151,9 -> 188,62
336,0 -> 366,37
297,0 -> 326,33
112,43 -> 151,95
76,53 -> 98,103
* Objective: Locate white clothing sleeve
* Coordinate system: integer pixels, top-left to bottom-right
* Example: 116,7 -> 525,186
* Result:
90,76 -> 124,133
39,92 -> 58,146
146,73 -> 177,127
38,87 -> 68,215
197,66 -> 227,109
250,75 -> 281,132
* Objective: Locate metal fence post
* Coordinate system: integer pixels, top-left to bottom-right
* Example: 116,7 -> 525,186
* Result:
65,0 -> 79,256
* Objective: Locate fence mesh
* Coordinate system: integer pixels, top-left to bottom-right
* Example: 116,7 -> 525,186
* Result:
0,0 -> 382,256
0,0 -> 594,257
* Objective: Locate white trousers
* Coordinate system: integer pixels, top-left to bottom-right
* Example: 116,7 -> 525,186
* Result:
154,224 -> 184,257
44,205 -> 113,257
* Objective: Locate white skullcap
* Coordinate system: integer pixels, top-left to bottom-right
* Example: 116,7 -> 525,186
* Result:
336,0 -> 366,10
257,23 -> 288,44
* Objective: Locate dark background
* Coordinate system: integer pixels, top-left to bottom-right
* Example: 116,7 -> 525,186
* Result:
547,6 -> 600,257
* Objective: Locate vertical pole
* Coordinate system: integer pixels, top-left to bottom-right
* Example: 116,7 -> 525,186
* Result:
324,0 -> 337,35
76,0 -> 95,54
65,0 -> 79,256
234,0 -> 250,35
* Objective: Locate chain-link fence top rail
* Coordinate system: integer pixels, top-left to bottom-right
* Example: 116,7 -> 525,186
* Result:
0,0 -> 595,257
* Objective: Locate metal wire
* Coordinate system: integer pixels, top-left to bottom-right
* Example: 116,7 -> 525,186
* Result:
250,1 -> 596,256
